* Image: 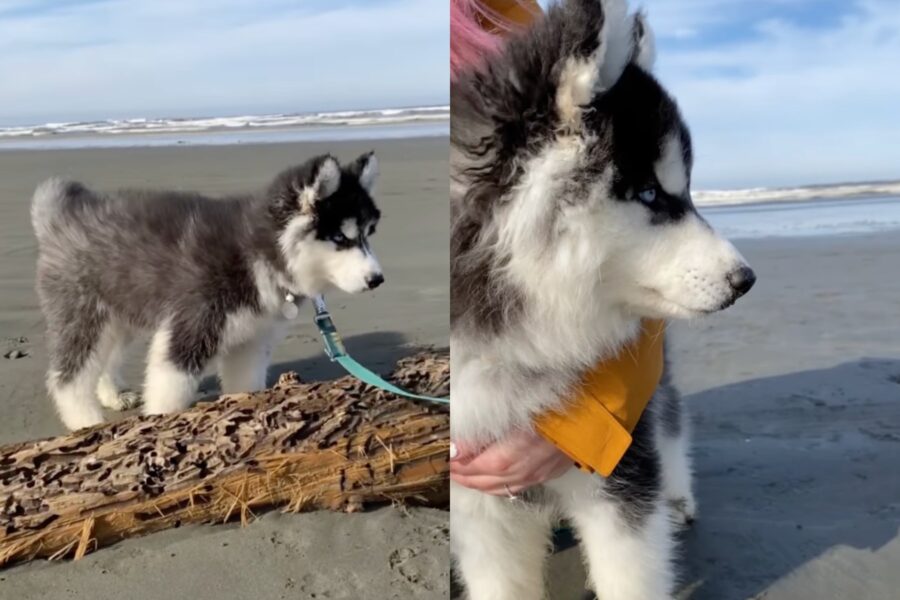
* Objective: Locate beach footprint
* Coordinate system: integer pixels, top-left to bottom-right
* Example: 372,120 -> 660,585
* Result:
389,546 -> 427,589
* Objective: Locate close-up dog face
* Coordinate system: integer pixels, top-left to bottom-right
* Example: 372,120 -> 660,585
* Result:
270,153 -> 383,296
451,0 -> 755,324
579,65 -> 756,318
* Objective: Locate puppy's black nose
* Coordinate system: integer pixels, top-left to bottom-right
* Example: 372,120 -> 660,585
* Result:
366,273 -> 384,290
727,265 -> 756,297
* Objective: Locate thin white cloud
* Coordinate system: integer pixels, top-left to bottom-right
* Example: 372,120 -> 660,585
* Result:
0,0 -> 448,125
537,0 -> 898,187
643,0 -> 900,187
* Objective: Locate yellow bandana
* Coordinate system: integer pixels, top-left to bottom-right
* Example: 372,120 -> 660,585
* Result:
534,320 -> 666,477
475,0 -> 666,476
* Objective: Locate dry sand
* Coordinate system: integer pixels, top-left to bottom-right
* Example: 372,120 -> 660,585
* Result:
550,232 -> 900,599
0,137 -> 449,599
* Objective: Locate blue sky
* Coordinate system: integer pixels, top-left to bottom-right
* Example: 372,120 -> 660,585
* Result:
532,0 -> 898,187
0,0 -> 447,126
634,0 -> 900,188
2,1 -> 898,188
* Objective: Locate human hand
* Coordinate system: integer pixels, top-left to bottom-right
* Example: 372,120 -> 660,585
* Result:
449,429 -> 574,496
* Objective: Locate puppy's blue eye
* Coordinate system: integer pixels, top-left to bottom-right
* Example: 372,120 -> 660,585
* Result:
637,187 -> 657,204
331,233 -> 347,244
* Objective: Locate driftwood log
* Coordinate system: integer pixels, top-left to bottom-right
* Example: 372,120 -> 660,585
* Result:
0,351 -> 449,567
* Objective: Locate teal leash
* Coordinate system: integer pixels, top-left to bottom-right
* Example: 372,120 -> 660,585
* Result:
310,295 -> 449,405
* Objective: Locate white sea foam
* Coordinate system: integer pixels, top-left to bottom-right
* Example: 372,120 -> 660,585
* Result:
0,105 -> 449,139
694,181 -> 900,207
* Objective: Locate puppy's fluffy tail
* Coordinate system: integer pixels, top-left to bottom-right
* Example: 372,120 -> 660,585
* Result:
31,177 -> 81,243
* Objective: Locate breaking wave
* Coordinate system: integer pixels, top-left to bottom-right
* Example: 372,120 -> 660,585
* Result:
0,105 -> 449,139
694,181 -> 900,206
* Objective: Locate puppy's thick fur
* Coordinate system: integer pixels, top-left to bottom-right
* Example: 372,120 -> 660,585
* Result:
33,153 -> 382,430
450,1 -> 755,598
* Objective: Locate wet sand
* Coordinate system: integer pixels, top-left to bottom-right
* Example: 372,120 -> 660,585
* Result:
0,137 -> 449,598
550,232 -> 900,599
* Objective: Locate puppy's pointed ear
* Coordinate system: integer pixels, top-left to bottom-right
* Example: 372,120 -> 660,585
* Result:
556,0 -> 635,127
293,155 -> 341,211
352,151 -> 379,193
631,11 -> 656,71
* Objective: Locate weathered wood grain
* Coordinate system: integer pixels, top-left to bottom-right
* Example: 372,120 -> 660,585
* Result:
0,351 -> 449,566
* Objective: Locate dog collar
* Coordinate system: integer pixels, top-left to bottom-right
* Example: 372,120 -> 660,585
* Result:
534,319 -> 667,478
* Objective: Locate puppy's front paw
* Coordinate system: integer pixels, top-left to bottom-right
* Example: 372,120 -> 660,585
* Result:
115,390 -> 144,410
98,386 -> 143,411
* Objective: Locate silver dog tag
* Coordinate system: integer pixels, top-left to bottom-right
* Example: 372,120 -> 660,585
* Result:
282,293 -> 299,320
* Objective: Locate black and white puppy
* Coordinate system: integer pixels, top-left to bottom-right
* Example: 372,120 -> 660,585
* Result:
451,1 -> 755,598
32,153 -> 382,430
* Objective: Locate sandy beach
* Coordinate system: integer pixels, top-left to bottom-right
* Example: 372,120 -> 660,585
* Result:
550,230 -> 900,599
3,136 -> 899,599
0,136 -> 449,598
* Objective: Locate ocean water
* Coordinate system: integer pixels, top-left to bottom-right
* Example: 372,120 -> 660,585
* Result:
0,121 -> 449,151
0,106 -> 449,151
700,195 -> 900,239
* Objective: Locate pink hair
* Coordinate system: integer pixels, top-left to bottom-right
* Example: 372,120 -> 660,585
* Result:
450,0 -> 532,79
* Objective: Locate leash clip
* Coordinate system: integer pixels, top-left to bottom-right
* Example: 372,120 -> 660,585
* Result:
312,295 -> 346,360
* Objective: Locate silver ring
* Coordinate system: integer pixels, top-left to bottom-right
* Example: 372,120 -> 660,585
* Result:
505,485 -> 517,500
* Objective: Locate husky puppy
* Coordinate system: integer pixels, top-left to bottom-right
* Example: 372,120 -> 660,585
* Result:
32,153 -> 382,431
451,1 -> 755,598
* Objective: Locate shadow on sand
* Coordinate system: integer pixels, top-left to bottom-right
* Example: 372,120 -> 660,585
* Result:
553,358 -> 900,599
199,330 -> 431,395
676,357 -> 900,599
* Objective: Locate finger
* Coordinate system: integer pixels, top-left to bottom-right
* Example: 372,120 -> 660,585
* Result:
449,459 -> 490,476
480,482 -> 529,497
449,454 -> 520,477
452,444 -> 518,474
450,472 -> 529,492
452,457 -> 570,489
449,440 -> 485,464
450,472 -> 492,491
452,477 -> 526,498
